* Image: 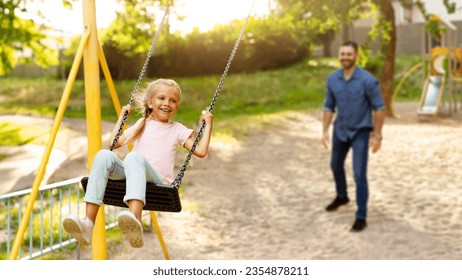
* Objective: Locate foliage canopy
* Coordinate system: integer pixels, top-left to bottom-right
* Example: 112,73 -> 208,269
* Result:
0,0 -> 58,75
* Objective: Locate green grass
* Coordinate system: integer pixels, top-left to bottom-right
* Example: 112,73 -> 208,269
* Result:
0,122 -> 50,146
0,59 -> 333,120
0,189 -> 126,260
0,121 -> 51,160
392,55 -> 425,101
0,55 -> 424,144
0,55 -> 425,259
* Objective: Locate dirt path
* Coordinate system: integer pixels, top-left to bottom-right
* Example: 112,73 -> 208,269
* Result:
3,102 -> 462,259
0,115 -> 121,194
83,102 -> 462,260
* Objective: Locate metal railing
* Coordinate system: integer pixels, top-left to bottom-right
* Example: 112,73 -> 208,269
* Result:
0,177 -> 123,260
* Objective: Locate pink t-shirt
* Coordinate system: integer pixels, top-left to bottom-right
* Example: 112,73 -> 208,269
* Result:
124,118 -> 194,184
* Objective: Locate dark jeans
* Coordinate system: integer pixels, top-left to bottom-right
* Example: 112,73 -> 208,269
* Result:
330,130 -> 370,219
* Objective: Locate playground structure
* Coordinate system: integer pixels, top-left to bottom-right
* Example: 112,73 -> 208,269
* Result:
8,0 -> 170,260
9,0 -> 253,261
417,14 -> 462,115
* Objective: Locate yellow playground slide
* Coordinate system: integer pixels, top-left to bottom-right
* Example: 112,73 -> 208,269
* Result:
418,47 -> 462,115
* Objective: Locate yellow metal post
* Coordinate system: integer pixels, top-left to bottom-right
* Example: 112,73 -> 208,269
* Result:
149,212 -> 170,260
8,31 -> 90,260
97,42 -> 122,115
99,43 -> 169,260
82,0 -> 105,260
10,0 -> 170,261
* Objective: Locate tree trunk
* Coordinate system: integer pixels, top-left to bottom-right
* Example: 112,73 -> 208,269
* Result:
342,23 -> 350,42
323,40 -> 332,57
318,30 -> 334,57
377,0 -> 397,117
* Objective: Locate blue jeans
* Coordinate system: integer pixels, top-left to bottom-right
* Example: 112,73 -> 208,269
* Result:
330,130 -> 370,219
83,150 -> 164,206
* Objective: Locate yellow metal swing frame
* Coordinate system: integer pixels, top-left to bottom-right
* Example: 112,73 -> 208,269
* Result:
9,0 -> 170,260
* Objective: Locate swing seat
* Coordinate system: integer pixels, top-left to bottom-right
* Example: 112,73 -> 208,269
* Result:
80,177 -> 182,212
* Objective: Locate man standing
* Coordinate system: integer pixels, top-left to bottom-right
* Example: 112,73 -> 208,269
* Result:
322,41 -> 385,232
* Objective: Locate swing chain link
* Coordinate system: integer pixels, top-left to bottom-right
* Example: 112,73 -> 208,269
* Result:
107,0 -> 255,190
109,4 -> 170,151
172,1 -> 254,189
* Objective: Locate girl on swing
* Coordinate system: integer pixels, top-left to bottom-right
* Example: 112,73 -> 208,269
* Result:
63,78 -> 213,248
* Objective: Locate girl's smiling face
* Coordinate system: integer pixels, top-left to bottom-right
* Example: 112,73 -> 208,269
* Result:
148,85 -> 180,122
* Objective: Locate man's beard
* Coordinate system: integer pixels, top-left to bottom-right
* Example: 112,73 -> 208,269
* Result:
341,59 -> 355,69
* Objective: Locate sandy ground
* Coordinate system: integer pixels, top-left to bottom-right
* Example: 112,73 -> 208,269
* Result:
2,102 -> 462,260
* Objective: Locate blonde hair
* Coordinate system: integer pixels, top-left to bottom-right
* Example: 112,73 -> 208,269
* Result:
125,78 -> 182,145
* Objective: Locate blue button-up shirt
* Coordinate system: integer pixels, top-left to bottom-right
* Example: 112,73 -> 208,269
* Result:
323,66 -> 385,142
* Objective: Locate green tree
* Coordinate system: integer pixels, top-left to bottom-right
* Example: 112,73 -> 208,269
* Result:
100,0 -> 172,57
273,0 -> 398,114
0,0 -> 58,76
367,0 -> 456,117
274,0 -> 366,56
368,0 -> 397,117
274,0 -> 457,117
415,0 -> 457,42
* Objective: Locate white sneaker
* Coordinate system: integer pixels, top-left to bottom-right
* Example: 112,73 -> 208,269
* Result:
117,210 -> 144,248
63,215 -> 93,246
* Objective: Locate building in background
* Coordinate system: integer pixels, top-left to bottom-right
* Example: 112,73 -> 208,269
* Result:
331,0 -> 462,55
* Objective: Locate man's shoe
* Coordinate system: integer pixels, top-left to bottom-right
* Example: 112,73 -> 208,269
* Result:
350,219 -> 367,232
325,196 -> 350,211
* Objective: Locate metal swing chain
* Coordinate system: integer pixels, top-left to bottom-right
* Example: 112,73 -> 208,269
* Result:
172,1 -> 255,189
109,4 -> 170,151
